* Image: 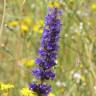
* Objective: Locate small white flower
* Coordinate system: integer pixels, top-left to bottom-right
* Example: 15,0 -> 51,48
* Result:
56,81 -> 62,87
73,72 -> 81,79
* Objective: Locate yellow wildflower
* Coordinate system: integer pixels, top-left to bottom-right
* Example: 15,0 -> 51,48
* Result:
48,93 -> 55,96
8,20 -> 18,27
38,20 -> 44,26
39,29 -> 43,33
33,20 -> 44,33
0,82 -> 14,91
33,24 -> 39,32
54,1 -> 60,8
48,2 -> 53,8
21,59 -> 34,68
38,20 -> 44,33
22,16 -> 32,26
48,1 -> 60,8
48,1 -> 65,9
20,87 -> 37,96
91,3 -> 96,11
20,24 -> 29,32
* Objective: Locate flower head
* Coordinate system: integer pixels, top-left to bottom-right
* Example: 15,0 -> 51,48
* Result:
91,3 -> 96,11
29,84 -> 51,96
21,59 -> 35,68
20,87 -> 37,96
22,16 -> 32,26
33,20 -> 44,33
48,1 -> 59,8
20,24 -> 29,32
30,5 -> 62,96
7,20 -> 18,27
0,82 -> 14,91
34,7 -> 61,71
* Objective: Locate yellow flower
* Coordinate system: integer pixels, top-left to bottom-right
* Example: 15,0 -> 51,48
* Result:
48,1 -> 65,9
33,20 -> 44,33
48,2 -> 53,8
54,1 -> 60,8
20,24 -> 29,32
21,59 -> 34,68
48,93 -> 55,96
39,29 -> 43,33
0,82 -> 14,91
33,24 -> 39,32
8,20 -> 18,27
38,20 -> 44,26
91,3 -> 96,11
48,1 -> 60,8
22,16 -> 32,26
20,87 -> 37,96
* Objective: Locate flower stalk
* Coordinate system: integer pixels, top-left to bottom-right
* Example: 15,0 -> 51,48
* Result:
29,6 -> 62,96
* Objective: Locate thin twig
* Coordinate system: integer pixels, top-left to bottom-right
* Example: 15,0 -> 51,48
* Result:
20,0 -> 26,11
0,0 -> 6,39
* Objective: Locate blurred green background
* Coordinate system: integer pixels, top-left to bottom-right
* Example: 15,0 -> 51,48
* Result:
0,0 -> 96,96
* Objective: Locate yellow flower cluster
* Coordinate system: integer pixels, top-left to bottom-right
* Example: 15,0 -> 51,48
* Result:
0,82 -> 14,91
48,1 -> 60,8
91,3 -> 96,11
48,1 -> 65,9
20,87 -> 37,96
33,19 -> 44,33
20,16 -> 32,33
21,59 -> 34,68
7,18 -> 30,33
7,17 -> 44,34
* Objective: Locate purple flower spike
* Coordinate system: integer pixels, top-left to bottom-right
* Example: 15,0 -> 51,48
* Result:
29,6 -> 62,96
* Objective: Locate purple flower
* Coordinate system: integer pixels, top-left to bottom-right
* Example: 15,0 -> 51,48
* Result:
32,68 -> 42,79
32,68 -> 55,80
35,58 -> 56,69
30,7 -> 62,96
44,70 -> 55,80
29,83 -> 51,96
